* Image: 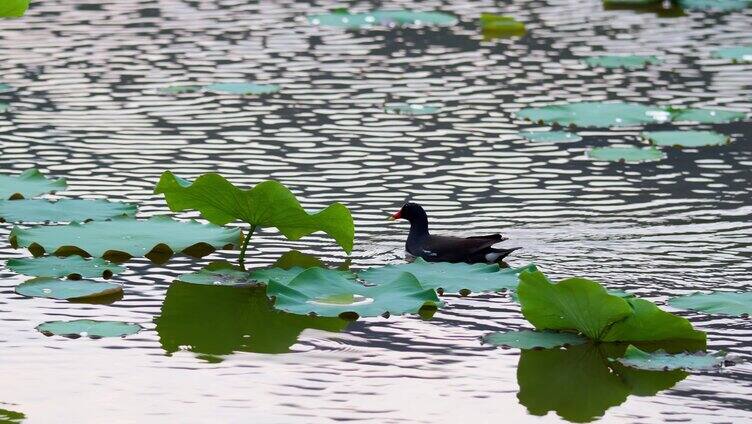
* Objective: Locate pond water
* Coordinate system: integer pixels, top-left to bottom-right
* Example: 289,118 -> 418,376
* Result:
1,0 -> 751,422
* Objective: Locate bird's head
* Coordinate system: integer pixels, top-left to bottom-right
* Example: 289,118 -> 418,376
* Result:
387,202 -> 426,222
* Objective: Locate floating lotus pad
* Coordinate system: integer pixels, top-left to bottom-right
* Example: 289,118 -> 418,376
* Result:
588,146 -> 665,162
308,10 -> 457,28
159,85 -> 202,94
0,103 -> 7,112
6,256 -> 124,278
9,215 -> 240,260
483,330 -> 588,349
668,107 -> 746,124
479,13 -> 526,38
643,130 -> 728,147
204,83 -> 280,95
0,199 -> 136,222
178,266 -> 261,287
519,131 -> 582,143
359,258 -> 535,294
713,46 -> 752,62
583,55 -> 660,69
250,266 -> 355,285
517,102 -> 669,128
267,268 -> 442,318
15,277 -> 122,300
384,103 -> 440,115
0,0 -> 29,18
678,0 -> 751,11
615,345 -> 725,371
37,319 -> 142,338
668,291 -> 752,317
0,168 -> 67,200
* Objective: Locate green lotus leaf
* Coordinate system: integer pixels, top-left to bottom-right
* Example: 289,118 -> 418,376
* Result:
15,277 -> 122,301
0,0 -> 29,17
713,46 -> 752,62
0,168 -> 67,200
668,291 -> 752,317
6,256 -> 124,279
359,258 -> 535,295
517,343 -> 687,422
588,146 -> 665,162
643,130 -> 728,147
678,0 -> 751,10
0,407 -> 25,424
615,345 -> 725,371
517,102 -> 669,128
384,103 -> 440,115
0,199 -> 136,223
37,319 -> 142,338
267,268 -> 441,318
0,83 -> 11,92
154,171 -> 354,254
155,282 -> 349,355
518,131 -> 582,143
204,83 -> 280,95
668,107 -> 746,123
0,102 -> 7,112
159,85 -> 202,94
483,330 -> 588,349
308,10 -> 457,29
602,298 -> 706,344
178,262 -> 262,287
479,13 -> 526,38
583,55 -> 660,69
9,215 -> 240,261
250,266 -> 355,285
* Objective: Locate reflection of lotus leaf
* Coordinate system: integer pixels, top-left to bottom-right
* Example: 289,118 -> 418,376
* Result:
0,407 -> 25,424
0,199 -> 136,223
668,291 -> 752,317
483,329 -> 587,349
155,283 -> 348,355
616,345 -> 725,371
0,168 -> 67,200
15,277 -> 122,301
7,256 -> 124,279
37,319 -> 142,338
583,55 -> 659,69
308,10 -> 457,29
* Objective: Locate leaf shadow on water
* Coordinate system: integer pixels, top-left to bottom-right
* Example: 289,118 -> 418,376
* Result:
517,342 -> 689,422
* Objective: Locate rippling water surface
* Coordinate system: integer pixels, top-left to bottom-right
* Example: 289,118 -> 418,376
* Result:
1,0 -> 751,422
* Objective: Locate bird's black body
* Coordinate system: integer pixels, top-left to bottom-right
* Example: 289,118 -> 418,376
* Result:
390,203 -> 519,264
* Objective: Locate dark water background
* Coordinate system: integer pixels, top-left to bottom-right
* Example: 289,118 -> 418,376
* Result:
1,0 -> 751,422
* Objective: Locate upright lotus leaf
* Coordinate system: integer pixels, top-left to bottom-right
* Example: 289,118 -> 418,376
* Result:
0,407 -> 25,424
308,10 -> 457,29
479,13 -> 526,39
713,46 -> 752,62
37,320 -> 142,338
668,291 -> 752,317
0,0 -> 29,17
154,172 -> 354,268
155,282 -> 348,355
9,215 -> 240,261
588,146 -> 665,163
483,329 -> 588,349
251,266 -> 355,286
517,102 -> 669,128
517,270 -> 633,340
519,131 -> 582,143
643,130 -> 729,147
204,83 -> 280,95
668,107 -> 746,124
0,168 -> 67,200
268,268 -> 442,318
359,258 -> 536,294
583,55 -> 659,69
6,256 -> 124,279
0,199 -> 136,223
616,345 -> 725,371
383,103 -> 440,115
15,277 -> 122,301
602,298 -> 707,345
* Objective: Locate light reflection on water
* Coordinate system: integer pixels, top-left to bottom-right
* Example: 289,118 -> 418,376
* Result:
0,0 -> 751,422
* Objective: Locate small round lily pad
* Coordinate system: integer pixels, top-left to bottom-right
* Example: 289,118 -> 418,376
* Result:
0,199 -> 136,223
308,10 -> 457,29
668,108 -> 746,124
519,131 -> 582,143
204,83 -> 280,95
483,330 -> 588,349
668,291 -> 752,317
643,130 -> 728,147
384,103 -> 440,115
517,102 -> 669,128
583,55 -> 660,69
0,168 -> 67,200
15,277 -> 122,300
37,319 -> 142,338
6,256 -> 124,279
713,46 -> 752,62
588,146 -> 665,163
178,268 -> 261,287
616,345 -> 725,371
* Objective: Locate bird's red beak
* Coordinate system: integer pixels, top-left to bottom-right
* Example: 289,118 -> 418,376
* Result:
387,210 -> 402,221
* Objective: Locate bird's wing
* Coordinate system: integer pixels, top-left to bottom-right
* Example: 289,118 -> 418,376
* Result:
422,235 -> 503,260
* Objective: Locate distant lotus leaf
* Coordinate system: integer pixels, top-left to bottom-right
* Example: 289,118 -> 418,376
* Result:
602,297 -> 706,344
0,0 -> 29,17
678,0 -> 751,10
159,85 -> 202,94
15,277 -> 122,301
582,55 -> 660,69
37,319 -> 142,338
0,199 -> 136,222
0,83 -> 10,91
588,146 -> 665,162
384,103 -> 440,115
0,168 -> 67,200
643,130 -> 728,147
156,282 -> 349,355
6,256 -> 124,279
668,107 -> 746,123
0,102 -> 7,112
267,268 -> 442,318
483,330 -> 588,349
250,266 -> 355,285
713,46 -> 752,62
616,345 -> 725,371
479,13 -> 526,38
10,215 -> 240,261
519,131 -> 582,143
204,83 -> 280,95
154,172 -> 354,255
308,10 -> 457,29
359,258 -> 536,294
517,102 -> 669,128
668,291 -> 752,317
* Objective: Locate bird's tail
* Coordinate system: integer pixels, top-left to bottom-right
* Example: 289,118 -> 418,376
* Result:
485,247 -> 521,263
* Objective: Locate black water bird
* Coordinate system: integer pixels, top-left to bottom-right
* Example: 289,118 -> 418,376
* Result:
388,202 -> 519,264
